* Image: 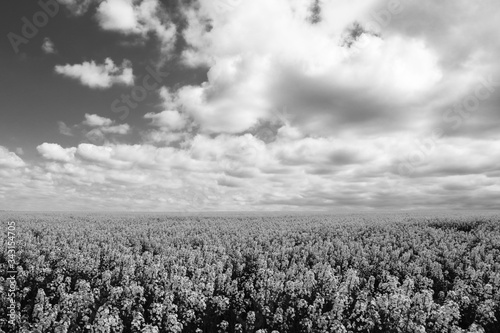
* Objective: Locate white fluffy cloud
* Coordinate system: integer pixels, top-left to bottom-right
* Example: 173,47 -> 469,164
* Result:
37,143 -> 77,162
96,0 -> 176,55
0,146 -> 25,168
58,0 -> 177,57
54,115 -> 131,146
83,114 -> 130,133
80,114 -> 131,144
83,114 -> 114,127
55,58 -> 134,89
163,0 -> 445,135
96,0 -> 138,31
144,110 -> 187,131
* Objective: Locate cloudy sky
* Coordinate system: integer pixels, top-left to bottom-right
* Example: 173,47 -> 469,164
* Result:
1,0 -> 499,211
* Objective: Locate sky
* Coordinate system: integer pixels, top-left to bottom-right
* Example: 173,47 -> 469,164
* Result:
0,0 -> 499,211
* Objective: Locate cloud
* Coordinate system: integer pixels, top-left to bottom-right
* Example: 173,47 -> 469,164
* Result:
80,114 -> 131,144
54,58 -> 134,89
42,37 -> 56,54
76,144 -> 115,164
83,114 -> 114,127
96,0 -> 177,56
5,125 -> 500,211
141,92 -> 192,144
374,0 -> 500,69
141,130 -> 187,145
101,124 -> 130,134
58,0 -> 96,16
58,121 -> 73,136
82,114 -> 130,136
166,0 -> 445,135
96,0 -> 138,32
144,110 -> 187,131
0,147 -> 28,203
4,0 -> 500,211
0,146 -> 25,168
37,143 -> 76,162
55,115 -> 131,146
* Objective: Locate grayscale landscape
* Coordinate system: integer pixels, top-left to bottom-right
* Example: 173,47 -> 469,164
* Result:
1,0 -> 499,332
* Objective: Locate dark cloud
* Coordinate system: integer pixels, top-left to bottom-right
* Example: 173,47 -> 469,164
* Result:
381,0 -> 500,69
269,69 -> 409,136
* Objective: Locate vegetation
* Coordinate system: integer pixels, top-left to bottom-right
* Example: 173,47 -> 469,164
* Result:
1,211 -> 499,332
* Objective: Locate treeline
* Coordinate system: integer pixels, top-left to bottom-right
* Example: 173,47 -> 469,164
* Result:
1,212 -> 499,332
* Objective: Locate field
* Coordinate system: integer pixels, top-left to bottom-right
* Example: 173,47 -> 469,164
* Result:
1,211 -> 500,333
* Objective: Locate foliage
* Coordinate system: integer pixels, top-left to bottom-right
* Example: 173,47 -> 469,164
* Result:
1,211 -> 499,332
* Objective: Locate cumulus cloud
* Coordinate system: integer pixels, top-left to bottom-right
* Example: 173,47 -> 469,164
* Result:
80,114 -> 131,144
96,0 -> 138,32
141,91 -> 192,144
82,114 -> 130,135
161,0 -> 446,135
375,0 -> 500,69
55,115 -> 131,146
83,114 -> 114,127
0,146 -> 25,168
96,0 -> 177,55
144,110 -> 187,131
54,58 -> 134,89
37,143 -> 76,162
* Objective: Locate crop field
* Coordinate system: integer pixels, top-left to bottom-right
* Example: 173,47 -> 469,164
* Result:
1,211 -> 500,333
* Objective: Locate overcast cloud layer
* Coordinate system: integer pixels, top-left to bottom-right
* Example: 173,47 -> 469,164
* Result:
1,0 -> 499,211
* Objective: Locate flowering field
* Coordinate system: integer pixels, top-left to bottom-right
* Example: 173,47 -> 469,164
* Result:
1,211 -> 499,332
